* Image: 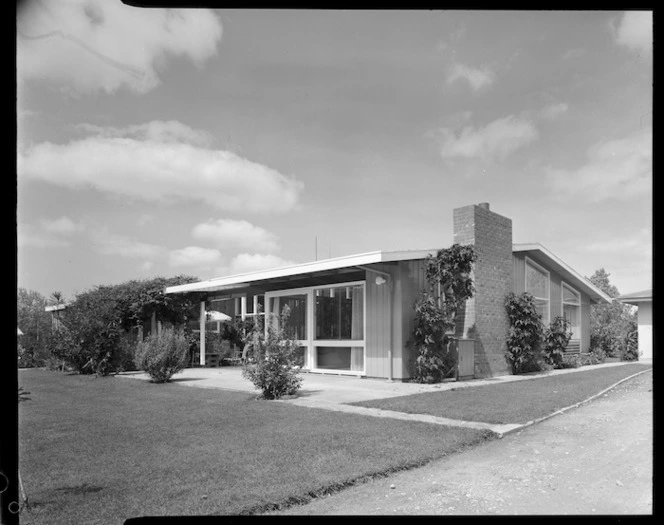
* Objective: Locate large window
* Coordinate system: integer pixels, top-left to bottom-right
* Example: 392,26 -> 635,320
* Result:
561,282 -> 581,341
265,281 -> 365,375
525,257 -> 550,324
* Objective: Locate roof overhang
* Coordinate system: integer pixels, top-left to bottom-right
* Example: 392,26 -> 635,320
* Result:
45,303 -> 69,312
165,249 -> 437,295
617,289 -> 652,305
512,243 -> 613,304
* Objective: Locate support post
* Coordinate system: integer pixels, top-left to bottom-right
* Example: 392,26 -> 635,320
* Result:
199,299 -> 206,366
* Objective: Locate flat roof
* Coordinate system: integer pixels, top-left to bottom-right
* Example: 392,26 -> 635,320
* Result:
165,249 -> 437,295
512,243 -> 612,304
617,289 -> 652,304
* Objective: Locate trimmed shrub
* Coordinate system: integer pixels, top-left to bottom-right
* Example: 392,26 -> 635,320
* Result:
242,306 -> 302,400
559,354 -> 581,369
543,316 -> 572,369
505,292 -> 545,374
134,327 -> 189,383
621,329 -> 639,361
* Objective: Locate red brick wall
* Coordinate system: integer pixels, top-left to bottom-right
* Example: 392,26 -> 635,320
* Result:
453,203 -> 513,377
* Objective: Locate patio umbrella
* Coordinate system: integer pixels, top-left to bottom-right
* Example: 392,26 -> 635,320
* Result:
206,310 -> 232,322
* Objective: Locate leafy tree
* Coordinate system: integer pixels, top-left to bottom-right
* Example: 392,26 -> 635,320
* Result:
409,244 -> 477,383
587,269 -> 636,358
17,288 -> 52,367
50,275 -> 199,374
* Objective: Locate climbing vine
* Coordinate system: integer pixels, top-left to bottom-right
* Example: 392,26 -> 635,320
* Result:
409,244 -> 477,383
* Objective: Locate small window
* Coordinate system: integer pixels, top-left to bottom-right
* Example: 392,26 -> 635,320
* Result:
525,257 -> 550,324
562,282 -> 581,341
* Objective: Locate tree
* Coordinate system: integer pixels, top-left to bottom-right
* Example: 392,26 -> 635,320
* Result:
587,268 -> 636,358
50,275 -> 199,375
16,288 -> 52,367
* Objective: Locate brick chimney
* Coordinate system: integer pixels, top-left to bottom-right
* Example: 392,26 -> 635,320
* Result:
453,203 -> 513,377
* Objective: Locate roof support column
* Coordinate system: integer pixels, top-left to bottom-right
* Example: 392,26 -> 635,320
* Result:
199,299 -> 206,366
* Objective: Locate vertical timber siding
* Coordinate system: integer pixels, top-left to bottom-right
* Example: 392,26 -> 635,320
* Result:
364,260 -> 426,379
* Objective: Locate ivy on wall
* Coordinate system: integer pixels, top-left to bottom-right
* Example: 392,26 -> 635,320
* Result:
409,244 -> 477,383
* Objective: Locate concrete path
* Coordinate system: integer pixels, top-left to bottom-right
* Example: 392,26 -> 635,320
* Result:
117,361 -> 649,436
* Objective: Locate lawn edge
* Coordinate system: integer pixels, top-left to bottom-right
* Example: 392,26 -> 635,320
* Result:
244,429 -> 496,516
498,367 -> 653,438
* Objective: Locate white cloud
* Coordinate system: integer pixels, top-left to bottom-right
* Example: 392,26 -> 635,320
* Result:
436,115 -> 538,161
170,246 -> 223,268
76,121 -> 215,147
229,253 -> 296,275
613,11 -> 653,56
192,219 -> 279,252
18,121 -> 304,214
17,223 -> 70,248
546,127 -> 652,201
88,228 -> 165,259
539,103 -> 569,121
16,0 -> 222,95
137,214 -> 155,227
40,216 -> 84,235
446,63 -> 495,91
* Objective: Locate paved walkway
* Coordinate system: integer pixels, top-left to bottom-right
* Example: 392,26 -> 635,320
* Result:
118,360 -> 651,436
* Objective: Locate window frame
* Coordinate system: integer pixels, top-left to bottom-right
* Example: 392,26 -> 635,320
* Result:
525,256 -> 551,325
560,280 -> 581,342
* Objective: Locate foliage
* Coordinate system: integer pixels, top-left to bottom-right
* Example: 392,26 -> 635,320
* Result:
505,292 -> 545,374
134,327 -> 190,383
17,288 -> 53,367
242,306 -> 303,399
621,323 -> 639,361
588,269 -> 636,358
409,244 -> 477,383
558,354 -> 581,369
542,316 -> 572,369
51,275 -> 198,374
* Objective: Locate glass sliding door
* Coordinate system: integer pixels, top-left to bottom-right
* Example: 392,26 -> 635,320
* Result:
265,281 -> 366,375
314,283 -> 365,373
267,292 -> 309,369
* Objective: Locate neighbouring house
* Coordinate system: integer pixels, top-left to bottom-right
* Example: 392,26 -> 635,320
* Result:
617,289 -> 652,360
45,303 -> 69,331
165,203 -> 612,380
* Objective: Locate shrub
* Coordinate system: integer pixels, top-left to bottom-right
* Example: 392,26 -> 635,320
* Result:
505,292 -> 545,374
134,327 -> 190,383
543,316 -> 572,369
408,244 -> 477,383
559,354 -> 581,369
621,329 -> 639,361
242,306 -> 302,399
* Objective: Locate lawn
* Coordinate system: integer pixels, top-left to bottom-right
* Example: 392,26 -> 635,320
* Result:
17,369 -> 491,524
350,363 -> 652,424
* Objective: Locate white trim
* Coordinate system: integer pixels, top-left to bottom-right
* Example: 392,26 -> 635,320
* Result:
165,249 -> 434,295
561,280 -> 581,343
513,243 -> 612,303
525,256 -> 551,325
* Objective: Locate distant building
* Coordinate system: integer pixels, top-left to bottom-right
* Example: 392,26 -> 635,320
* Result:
617,289 -> 652,360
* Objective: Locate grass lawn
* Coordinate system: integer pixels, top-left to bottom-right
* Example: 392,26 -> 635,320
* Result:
18,369 -> 491,524
350,363 -> 652,425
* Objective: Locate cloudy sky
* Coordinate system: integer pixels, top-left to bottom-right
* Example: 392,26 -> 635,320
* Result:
17,5 -> 652,301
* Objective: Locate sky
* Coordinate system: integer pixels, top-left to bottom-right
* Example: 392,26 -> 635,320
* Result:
16,5 -> 653,302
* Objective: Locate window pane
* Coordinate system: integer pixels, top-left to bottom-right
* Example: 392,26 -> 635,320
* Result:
269,294 -> 307,340
315,346 -> 363,371
563,304 -> 580,340
526,262 -> 548,298
315,285 -> 363,340
533,297 -> 549,323
562,284 -> 580,304
294,345 -> 308,369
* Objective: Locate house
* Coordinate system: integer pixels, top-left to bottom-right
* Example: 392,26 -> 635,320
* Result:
166,203 -> 612,380
617,289 -> 652,360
